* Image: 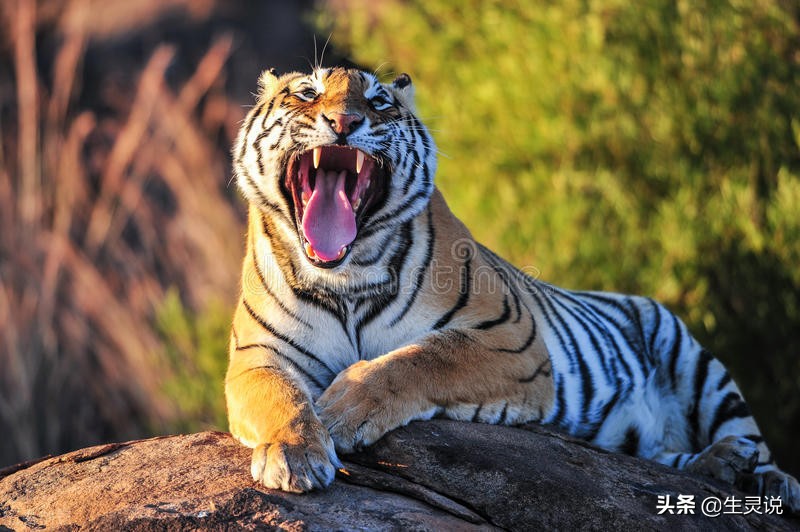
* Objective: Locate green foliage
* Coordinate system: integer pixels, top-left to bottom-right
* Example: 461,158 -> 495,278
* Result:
321,0 -> 800,474
156,289 -> 230,433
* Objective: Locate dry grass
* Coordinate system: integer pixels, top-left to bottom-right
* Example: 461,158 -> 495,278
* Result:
0,0 -> 244,465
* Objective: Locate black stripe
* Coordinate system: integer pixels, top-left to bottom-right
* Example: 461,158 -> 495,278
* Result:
525,286 -> 578,373
471,404 -> 483,422
350,230 -> 396,266
498,403 -> 509,424
518,360 -> 552,383
670,454 -> 683,468
234,344 -> 326,390
260,116 -> 284,139
402,144 -> 421,194
476,245 -> 522,323
716,371 -> 732,391
242,298 -> 336,377
240,168 -> 289,222
548,374 -> 567,427
571,293 -> 648,373
533,291 -> 595,424
391,209 -> 435,325
586,392 -> 622,442
362,190 -> 430,235
506,280 -> 523,323
231,326 -> 240,346
569,292 -> 648,372
433,255 -> 472,330
237,101 -> 266,163
411,115 -> 433,153
646,299 -> 662,360
259,213 -> 350,332
269,119 -> 291,150
475,296 -> 511,330
688,349 -> 713,450
556,292 -> 627,380
234,363 -> 282,373
250,235 -> 311,328
627,299 -> 648,356
549,293 -> 614,385
446,329 -> 471,341
495,310 -> 538,354
620,426 -> 640,455
260,95 -> 278,130
740,434 -> 764,444
354,221 -> 415,348
667,314 -> 684,389
708,391 -> 752,441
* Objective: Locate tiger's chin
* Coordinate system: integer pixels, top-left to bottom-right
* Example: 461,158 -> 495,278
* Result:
283,145 -> 389,269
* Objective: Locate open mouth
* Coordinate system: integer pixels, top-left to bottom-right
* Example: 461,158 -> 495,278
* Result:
285,146 -> 387,268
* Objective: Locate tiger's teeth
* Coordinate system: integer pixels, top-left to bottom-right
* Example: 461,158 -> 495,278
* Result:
302,191 -> 310,205
313,147 -> 321,169
356,150 -> 365,174
336,246 -> 347,260
352,197 -> 361,211
304,242 -> 316,259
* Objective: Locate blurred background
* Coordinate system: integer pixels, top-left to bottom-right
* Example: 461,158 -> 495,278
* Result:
1,0 -> 798,479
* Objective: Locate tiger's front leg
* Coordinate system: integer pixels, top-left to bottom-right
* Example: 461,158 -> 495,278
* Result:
317,329 -> 554,453
226,343 -> 340,492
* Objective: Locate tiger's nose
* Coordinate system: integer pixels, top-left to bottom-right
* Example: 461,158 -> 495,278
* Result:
324,112 -> 364,136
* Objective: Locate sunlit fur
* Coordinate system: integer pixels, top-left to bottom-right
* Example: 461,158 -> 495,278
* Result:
225,67 -> 799,510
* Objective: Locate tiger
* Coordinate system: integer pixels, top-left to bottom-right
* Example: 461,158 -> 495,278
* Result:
225,66 -> 800,511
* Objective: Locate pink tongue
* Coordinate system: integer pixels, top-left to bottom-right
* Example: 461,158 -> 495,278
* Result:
301,170 -> 356,261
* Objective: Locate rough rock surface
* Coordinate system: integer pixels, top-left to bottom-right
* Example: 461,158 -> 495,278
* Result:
0,420 -> 797,530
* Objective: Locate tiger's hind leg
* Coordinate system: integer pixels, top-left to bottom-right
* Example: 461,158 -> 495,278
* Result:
653,440 -> 800,512
646,324 -> 800,512
684,435 -> 759,484
687,364 -> 800,512
739,464 -> 800,513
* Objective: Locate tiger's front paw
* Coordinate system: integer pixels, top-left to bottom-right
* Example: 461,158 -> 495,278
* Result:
250,430 -> 340,493
317,360 -> 406,453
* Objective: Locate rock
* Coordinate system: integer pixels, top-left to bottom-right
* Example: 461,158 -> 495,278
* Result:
0,420 -> 797,530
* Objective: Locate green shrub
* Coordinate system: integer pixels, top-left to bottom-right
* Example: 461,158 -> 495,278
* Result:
156,289 -> 230,433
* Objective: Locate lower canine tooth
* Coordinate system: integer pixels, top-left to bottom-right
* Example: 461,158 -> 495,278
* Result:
352,197 -> 361,210
336,247 -> 347,260
304,242 -> 316,259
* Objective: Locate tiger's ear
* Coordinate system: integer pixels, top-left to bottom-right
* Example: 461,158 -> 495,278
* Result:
390,73 -> 415,110
392,73 -> 412,89
258,68 -> 280,98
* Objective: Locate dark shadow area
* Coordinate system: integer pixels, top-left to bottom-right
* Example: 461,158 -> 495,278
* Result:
693,241 -> 800,478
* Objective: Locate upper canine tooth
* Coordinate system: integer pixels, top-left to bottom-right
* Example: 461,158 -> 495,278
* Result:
313,147 -> 322,169
356,150 -> 365,174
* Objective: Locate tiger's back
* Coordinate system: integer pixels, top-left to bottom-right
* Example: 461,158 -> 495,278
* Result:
225,66 -> 799,511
